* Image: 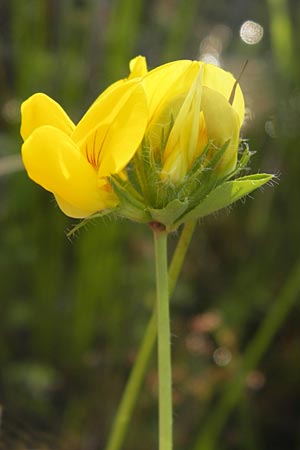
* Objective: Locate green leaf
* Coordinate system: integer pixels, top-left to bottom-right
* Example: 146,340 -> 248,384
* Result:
175,173 -> 274,225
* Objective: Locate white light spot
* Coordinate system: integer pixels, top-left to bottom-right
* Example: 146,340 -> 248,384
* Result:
2,98 -> 20,124
200,53 -> 221,67
240,20 -> 264,45
213,346 -> 232,367
265,119 -> 276,138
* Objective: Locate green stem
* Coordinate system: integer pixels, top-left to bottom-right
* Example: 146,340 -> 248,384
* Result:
193,261 -> 300,450
153,228 -> 172,450
104,221 -> 196,450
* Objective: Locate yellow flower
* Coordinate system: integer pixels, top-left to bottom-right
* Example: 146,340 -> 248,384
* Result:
21,79 -> 148,218
140,58 -> 244,183
21,56 -> 268,232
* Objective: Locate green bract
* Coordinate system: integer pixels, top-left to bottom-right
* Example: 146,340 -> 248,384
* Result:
110,141 -> 272,231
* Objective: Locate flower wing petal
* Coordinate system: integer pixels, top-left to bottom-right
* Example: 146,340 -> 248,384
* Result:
54,193 -> 116,218
21,93 -> 75,140
21,125 -> 114,217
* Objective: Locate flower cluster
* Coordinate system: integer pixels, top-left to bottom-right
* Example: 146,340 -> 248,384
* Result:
21,56 -> 272,231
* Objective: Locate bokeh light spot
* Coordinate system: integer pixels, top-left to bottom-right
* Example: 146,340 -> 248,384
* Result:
213,346 -> 232,367
240,20 -> 264,45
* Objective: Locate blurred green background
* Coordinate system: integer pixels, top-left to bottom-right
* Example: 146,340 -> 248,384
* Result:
0,0 -> 300,449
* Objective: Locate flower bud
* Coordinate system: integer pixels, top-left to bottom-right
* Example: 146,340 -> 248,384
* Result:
111,57 -> 272,231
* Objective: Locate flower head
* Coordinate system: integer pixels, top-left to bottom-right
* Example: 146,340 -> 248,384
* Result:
21,56 -> 272,231
21,78 -> 148,218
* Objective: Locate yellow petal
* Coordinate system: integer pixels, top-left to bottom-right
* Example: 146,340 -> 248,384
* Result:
162,111 -> 208,183
73,81 -> 148,178
144,60 -> 245,126
90,56 -> 147,107
54,192 -> 117,218
146,93 -> 185,158
54,194 -> 97,218
90,79 -> 126,108
129,55 -> 148,78
21,93 -> 75,140
164,67 -> 203,164
195,112 -> 208,162
201,86 -> 240,175
202,64 -> 244,125
22,125 -> 115,217
72,80 -> 147,146
97,83 -> 148,178
143,60 -> 201,121
162,151 -> 187,183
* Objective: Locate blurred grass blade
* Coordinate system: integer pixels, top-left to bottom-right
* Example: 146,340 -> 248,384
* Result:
162,0 -> 199,61
267,0 -> 294,79
193,261 -> 300,450
104,0 -> 146,82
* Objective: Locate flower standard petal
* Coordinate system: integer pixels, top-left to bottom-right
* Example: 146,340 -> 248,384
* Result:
96,83 -> 148,178
90,56 -> 148,108
143,60 -> 244,127
72,81 -> 148,179
202,64 -> 245,125
143,60 -> 201,121
21,125 -> 115,217
21,93 -> 75,140
129,55 -> 148,78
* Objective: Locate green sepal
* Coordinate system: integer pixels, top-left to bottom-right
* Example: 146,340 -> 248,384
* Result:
66,210 -> 113,238
133,139 -> 163,205
110,174 -> 144,203
175,173 -> 273,226
176,143 -> 211,200
180,141 -> 230,210
148,198 -> 189,227
221,141 -> 253,182
110,175 -> 151,223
